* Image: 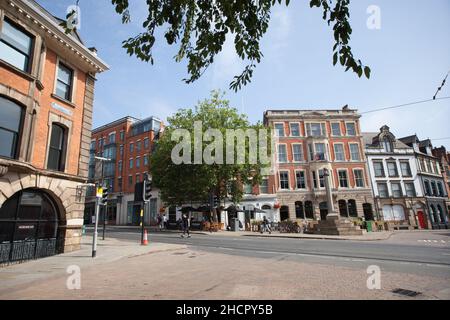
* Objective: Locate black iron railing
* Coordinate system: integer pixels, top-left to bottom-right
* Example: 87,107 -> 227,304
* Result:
0,238 -> 65,265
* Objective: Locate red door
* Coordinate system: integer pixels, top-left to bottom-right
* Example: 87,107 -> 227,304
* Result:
418,211 -> 426,229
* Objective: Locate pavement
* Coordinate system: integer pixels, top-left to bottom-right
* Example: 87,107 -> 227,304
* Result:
0,236 -> 186,297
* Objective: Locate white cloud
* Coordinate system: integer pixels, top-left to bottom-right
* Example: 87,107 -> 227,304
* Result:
209,35 -> 244,89
207,6 -> 292,89
270,5 -> 292,50
146,98 -> 178,123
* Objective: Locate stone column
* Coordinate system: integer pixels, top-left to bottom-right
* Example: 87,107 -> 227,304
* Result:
323,168 -> 338,219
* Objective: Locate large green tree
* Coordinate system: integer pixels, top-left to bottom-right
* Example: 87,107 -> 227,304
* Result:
149,91 -> 271,218
63,0 -> 370,91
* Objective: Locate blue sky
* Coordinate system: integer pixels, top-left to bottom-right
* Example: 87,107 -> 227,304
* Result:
37,0 -> 450,148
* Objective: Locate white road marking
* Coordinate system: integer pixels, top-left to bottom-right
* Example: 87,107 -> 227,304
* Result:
417,239 -> 449,245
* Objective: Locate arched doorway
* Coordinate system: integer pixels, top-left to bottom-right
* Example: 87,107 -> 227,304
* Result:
417,211 -> 427,229
280,206 -> 289,221
305,201 -> 314,219
0,189 -> 65,264
338,200 -> 348,217
437,205 -> 446,224
319,202 -> 328,220
363,203 -> 374,221
430,205 -> 439,225
348,200 -> 358,217
295,201 -> 304,219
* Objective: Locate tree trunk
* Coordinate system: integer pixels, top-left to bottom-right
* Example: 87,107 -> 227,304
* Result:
212,208 -> 218,223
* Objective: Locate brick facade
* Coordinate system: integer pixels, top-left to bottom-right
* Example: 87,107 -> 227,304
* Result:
0,0 -> 107,261
264,108 -> 374,223
85,116 -> 163,226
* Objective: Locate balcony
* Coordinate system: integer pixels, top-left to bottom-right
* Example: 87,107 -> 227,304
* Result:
310,153 -> 328,162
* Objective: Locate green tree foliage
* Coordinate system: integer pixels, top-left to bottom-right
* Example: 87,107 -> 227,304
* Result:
149,91 -> 271,212
62,1 -> 370,90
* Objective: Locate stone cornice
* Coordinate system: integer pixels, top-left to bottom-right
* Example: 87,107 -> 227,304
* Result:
6,0 -> 109,73
0,158 -> 86,183
264,112 -> 361,124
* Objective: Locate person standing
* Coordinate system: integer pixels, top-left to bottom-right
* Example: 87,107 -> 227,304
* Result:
163,213 -> 168,230
208,214 -> 213,233
302,220 -> 308,234
157,214 -> 163,231
181,213 -> 191,238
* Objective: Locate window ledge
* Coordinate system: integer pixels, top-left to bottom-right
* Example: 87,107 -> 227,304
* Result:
0,59 -> 36,82
51,93 -> 76,108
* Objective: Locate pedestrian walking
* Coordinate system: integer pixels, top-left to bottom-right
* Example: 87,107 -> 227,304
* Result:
181,213 -> 191,238
157,214 -> 163,231
260,216 -> 271,234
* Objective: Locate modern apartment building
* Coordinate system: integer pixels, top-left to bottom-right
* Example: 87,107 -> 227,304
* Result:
364,126 -> 426,230
0,0 -> 108,264
399,136 -> 448,229
263,107 -> 374,223
84,116 -> 163,226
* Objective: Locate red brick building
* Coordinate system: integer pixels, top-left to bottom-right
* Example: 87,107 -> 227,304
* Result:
85,116 -> 163,226
264,108 -> 374,223
0,0 -> 108,263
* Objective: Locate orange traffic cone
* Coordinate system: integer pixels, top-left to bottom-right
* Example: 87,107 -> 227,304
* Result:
142,229 -> 149,245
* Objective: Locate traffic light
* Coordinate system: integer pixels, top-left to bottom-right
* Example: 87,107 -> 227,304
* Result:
209,193 -> 219,208
134,182 -> 144,202
143,174 -> 152,202
101,186 -> 108,206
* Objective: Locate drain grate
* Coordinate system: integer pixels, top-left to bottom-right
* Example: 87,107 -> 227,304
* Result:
392,288 -> 422,297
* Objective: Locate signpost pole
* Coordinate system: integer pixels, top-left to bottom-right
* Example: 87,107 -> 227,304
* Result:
92,194 -> 100,258
140,207 -> 145,244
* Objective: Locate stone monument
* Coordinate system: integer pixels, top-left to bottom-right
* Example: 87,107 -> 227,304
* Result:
312,168 -> 363,235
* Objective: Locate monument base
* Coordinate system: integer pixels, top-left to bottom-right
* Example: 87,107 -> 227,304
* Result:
311,213 -> 363,236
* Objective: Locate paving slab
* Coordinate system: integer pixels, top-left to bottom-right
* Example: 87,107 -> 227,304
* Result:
0,236 -> 186,295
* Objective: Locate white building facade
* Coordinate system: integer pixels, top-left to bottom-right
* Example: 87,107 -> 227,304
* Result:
364,126 -> 431,230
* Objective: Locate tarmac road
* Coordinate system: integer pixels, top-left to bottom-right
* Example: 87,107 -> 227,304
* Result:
89,227 -> 450,278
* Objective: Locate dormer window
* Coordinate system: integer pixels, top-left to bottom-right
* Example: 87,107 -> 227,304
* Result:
383,137 -> 393,152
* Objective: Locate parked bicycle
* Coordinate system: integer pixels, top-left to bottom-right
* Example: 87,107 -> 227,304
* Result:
278,221 -> 301,233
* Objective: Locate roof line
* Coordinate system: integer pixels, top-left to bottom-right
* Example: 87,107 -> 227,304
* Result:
12,0 -> 109,72
93,116 -> 140,133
